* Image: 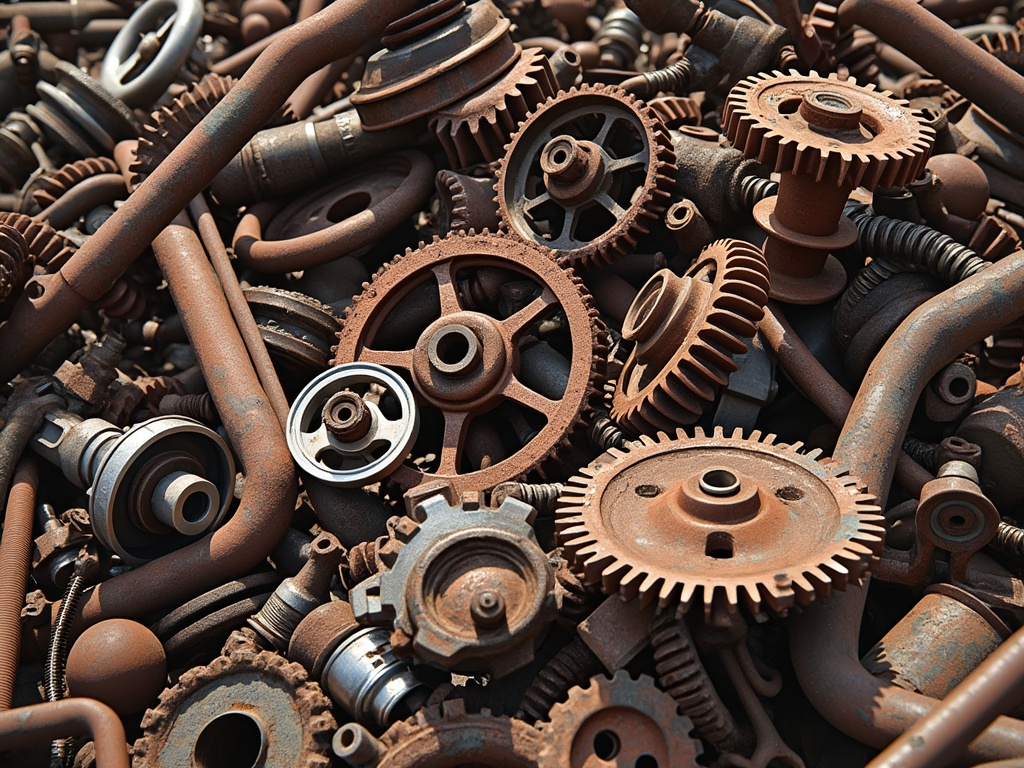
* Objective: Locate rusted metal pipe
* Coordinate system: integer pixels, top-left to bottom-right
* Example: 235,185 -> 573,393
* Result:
791,250 -> 1024,759
76,211 -> 298,627
839,0 -> 1024,137
33,174 -> 127,230
0,698 -> 129,768
0,0 -> 422,384
0,461 -> 37,712
868,623 -> 1024,768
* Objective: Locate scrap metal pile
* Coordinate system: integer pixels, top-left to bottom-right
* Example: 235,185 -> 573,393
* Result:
2,0 -> 1024,764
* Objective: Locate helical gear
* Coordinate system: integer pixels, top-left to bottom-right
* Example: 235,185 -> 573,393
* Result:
612,239 -> 770,434
537,671 -> 703,768
496,84 -> 677,266
24,156 -> 121,211
433,45 -> 559,168
132,629 -> 335,768
722,71 -> 934,190
333,230 -> 607,495
556,428 -> 884,617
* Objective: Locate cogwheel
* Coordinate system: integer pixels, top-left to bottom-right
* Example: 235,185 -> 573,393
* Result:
132,629 -> 335,768
434,169 -> 501,235
537,671 -> 702,768
0,211 -> 74,268
612,240 -> 770,434
649,95 -> 703,128
496,84 -> 677,266
0,223 -> 29,302
976,24 -> 1024,70
433,46 -> 559,168
556,427 -> 884,618
132,73 -> 236,185
22,156 -> 120,212
807,3 -> 879,83
376,699 -> 543,767
333,230 -> 607,495
722,71 -> 934,190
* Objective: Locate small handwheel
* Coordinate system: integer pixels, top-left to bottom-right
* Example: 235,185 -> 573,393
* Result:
287,363 -> 419,488
100,0 -> 204,108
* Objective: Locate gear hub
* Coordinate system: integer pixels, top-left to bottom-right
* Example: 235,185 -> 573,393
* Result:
556,428 -> 883,617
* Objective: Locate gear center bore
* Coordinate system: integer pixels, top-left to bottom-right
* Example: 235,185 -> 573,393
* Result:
798,90 -> 864,133
656,467 -> 763,529
540,135 -> 607,206
412,311 -> 509,407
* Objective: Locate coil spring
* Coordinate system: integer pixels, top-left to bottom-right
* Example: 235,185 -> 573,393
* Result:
344,537 -> 382,588
595,7 -> 644,69
993,520 -> 1024,560
46,572 -> 85,767
491,481 -> 563,514
516,636 -> 603,723
588,410 -> 627,451
901,437 -> 938,472
159,392 -> 218,423
639,58 -> 696,96
835,255 -> 902,346
735,174 -> 778,211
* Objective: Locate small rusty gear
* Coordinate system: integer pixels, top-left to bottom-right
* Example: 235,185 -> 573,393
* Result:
132,629 -> 335,768
0,223 -> 29,302
23,156 -> 121,212
807,4 -> 880,83
433,45 -> 559,168
0,211 -> 73,268
434,169 -> 501,235
611,239 -> 770,434
333,231 -> 607,495
556,428 -> 884,617
132,73 -> 236,185
537,671 -> 702,768
649,95 -> 703,128
975,24 -> 1024,70
496,84 -> 676,266
723,71 -> 933,190
375,699 -> 542,767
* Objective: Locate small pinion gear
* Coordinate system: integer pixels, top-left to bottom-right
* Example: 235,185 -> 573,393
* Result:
496,84 -> 676,266
612,239 -> 770,434
24,156 -> 121,212
556,428 -> 884,618
722,70 -> 934,190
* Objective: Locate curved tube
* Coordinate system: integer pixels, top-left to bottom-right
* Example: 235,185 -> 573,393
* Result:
0,461 -> 37,711
791,250 -> 1024,758
0,698 -> 129,768
839,0 -> 1024,137
33,173 -> 127,229
77,212 -> 298,627
0,0 -> 422,384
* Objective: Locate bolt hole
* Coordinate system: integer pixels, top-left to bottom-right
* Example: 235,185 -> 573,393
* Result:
705,531 -> 734,559
193,711 -> 265,768
636,757 -> 659,768
181,491 -> 211,525
949,514 -> 967,528
778,97 -> 801,115
326,191 -> 372,222
339,727 -> 355,748
947,376 -> 971,399
316,538 -> 332,550
563,50 -> 580,65
593,730 -> 621,760
552,148 -> 568,165
699,468 -> 740,497
635,484 -> 662,497
26,281 -> 44,299
776,486 -> 804,501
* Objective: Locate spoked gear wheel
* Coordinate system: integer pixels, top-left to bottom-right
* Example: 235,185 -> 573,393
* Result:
556,428 -> 884,618
375,700 -> 543,767
496,84 -> 676,266
132,630 -> 335,768
611,239 -> 770,434
332,231 -> 607,495
537,671 -> 702,768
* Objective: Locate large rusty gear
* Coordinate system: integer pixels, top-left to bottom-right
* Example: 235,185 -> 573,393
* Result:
722,71 -> 933,191
556,428 -> 884,617
132,629 -> 335,768
496,84 -> 676,266
433,45 -> 559,168
611,239 -> 770,434
23,156 -> 120,212
375,699 -> 543,767
333,231 -> 607,495
537,671 -> 703,768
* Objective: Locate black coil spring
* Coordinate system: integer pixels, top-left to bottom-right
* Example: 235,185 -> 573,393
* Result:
46,572 -> 85,767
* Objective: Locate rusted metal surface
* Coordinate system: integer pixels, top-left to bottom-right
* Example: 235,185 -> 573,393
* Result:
6,0 -> 1024,765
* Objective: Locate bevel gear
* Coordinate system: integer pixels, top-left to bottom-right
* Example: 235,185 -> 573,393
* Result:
24,156 -> 120,211
649,95 -> 703,128
433,45 -> 559,168
132,629 -> 335,768
375,699 -> 543,767
537,671 -> 702,768
611,239 -> 770,434
556,428 -> 884,617
0,223 -> 28,302
332,230 -> 607,495
0,211 -> 73,268
496,84 -> 676,266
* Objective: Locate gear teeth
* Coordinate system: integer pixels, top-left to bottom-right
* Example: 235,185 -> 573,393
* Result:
24,156 -> 121,212
0,212 -> 74,268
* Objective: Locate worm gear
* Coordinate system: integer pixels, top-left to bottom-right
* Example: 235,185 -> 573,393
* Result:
333,231 -> 607,495
132,629 -> 335,768
374,700 -> 543,767
496,84 -> 676,266
24,156 -> 121,211
433,45 -> 559,168
611,239 -> 770,434
537,671 -> 703,768
556,428 -> 884,617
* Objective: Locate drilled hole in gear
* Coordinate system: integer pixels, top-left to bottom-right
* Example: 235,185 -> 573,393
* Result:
193,711 -> 265,768
635,484 -> 661,497
593,729 -> 621,759
705,532 -> 735,559
699,469 -> 741,497
636,756 -> 660,768
776,486 -> 804,501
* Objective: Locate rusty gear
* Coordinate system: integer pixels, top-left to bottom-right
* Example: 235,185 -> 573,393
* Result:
556,428 -> 884,617
496,84 -> 676,266
723,71 -> 933,191
0,211 -> 73,268
807,4 -> 880,84
0,223 -> 29,303
375,699 -> 542,768
433,45 -> 559,168
333,231 -> 607,495
25,156 -> 121,211
434,169 -> 501,235
537,671 -> 702,768
132,629 -> 335,768
649,95 -> 703,128
611,239 -> 770,434
351,493 -> 556,678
